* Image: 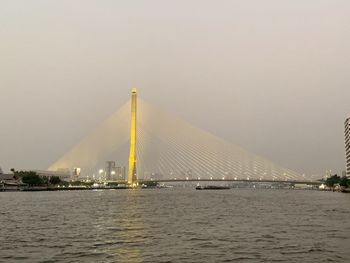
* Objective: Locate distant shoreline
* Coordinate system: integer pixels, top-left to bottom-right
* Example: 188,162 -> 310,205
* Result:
2,186 -> 347,193
0,186 -> 131,192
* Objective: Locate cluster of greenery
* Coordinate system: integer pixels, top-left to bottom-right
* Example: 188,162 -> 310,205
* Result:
11,169 -> 65,187
325,174 -> 350,189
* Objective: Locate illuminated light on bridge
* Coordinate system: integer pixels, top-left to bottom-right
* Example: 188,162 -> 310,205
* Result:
48,89 -> 314,184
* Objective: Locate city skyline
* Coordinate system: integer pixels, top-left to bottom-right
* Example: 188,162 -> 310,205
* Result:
1,1 -> 350,176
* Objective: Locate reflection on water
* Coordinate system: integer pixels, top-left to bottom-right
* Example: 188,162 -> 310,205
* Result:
0,189 -> 350,262
111,191 -> 143,263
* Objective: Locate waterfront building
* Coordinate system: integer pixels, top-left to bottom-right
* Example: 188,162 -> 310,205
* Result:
0,173 -> 24,191
345,115 -> 350,177
0,173 -> 17,184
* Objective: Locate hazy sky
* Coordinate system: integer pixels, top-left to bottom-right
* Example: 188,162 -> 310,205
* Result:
1,0 -> 349,176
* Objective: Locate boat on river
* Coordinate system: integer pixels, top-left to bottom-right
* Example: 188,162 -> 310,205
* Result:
195,185 -> 230,190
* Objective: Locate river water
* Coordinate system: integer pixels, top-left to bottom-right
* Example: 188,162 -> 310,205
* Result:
0,188 -> 349,263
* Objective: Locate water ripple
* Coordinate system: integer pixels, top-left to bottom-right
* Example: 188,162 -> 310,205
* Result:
0,189 -> 350,262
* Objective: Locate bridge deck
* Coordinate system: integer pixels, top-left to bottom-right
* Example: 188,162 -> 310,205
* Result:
134,179 -> 322,185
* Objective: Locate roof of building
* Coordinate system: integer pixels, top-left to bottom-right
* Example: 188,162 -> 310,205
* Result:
0,174 -> 16,181
35,170 -> 70,178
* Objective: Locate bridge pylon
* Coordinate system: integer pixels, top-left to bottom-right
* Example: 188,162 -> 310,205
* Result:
127,88 -> 137,186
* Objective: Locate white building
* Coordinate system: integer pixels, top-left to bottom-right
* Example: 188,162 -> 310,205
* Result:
345,115 -> 350,177
35,170 -> 71,180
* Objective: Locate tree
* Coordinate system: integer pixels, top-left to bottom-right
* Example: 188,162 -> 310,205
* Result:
42,176 -> 49,186
339,176 -> 350,188
21,171 -> 44,186
325,174 -> 341,190
49,176 -> 61,185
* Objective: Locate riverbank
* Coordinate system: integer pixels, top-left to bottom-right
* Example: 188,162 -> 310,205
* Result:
0,185 -> 131,192
1,185 -> 349,192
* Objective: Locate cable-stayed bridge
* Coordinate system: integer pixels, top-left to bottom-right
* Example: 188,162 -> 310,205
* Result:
49,90 -> 315,185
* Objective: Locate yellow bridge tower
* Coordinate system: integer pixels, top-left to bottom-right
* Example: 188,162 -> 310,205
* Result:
128,88 -> 137,186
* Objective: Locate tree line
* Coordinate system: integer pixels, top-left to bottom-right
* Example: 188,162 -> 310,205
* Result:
324,174 -> 350,190
11,169 -> 64,186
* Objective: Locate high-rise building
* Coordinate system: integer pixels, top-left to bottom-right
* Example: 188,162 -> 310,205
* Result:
114,166 -> 126,181
105,161 -> 126,181
342,170 -> 347,177
72,167 -> 81,181
105,161 -> 116,181
345,115 -> 350,177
